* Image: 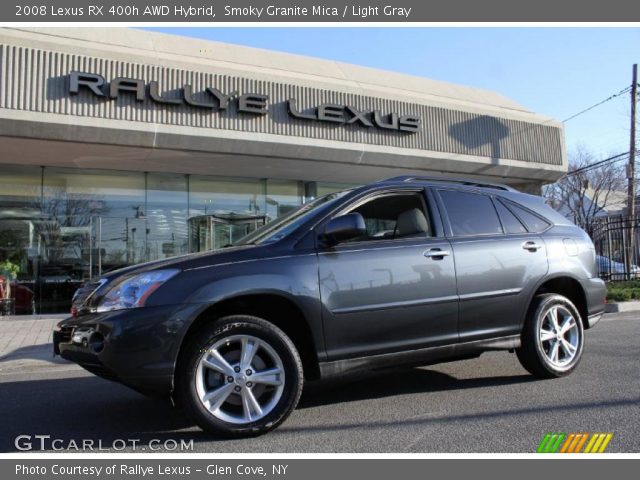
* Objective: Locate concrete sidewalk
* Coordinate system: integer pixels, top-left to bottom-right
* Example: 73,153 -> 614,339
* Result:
0,314 -> 74,373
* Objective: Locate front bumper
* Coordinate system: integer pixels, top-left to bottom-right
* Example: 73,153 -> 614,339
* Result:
53,303 -> 202,396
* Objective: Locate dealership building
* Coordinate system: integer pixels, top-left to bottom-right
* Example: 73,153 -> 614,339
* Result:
0,27 -> 566,314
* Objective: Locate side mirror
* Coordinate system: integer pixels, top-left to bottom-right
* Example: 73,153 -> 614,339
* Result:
322,212 -> 366,245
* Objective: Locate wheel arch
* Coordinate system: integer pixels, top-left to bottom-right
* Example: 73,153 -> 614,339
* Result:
174,293 -> 321,388
528,275 -> 589,329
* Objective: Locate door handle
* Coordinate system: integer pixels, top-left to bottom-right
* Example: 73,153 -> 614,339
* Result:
522,241 -> 543,252
424,248 -> 450,259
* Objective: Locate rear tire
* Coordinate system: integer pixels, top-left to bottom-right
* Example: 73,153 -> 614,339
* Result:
177,315 -> 303,437
517,294 -> 584,379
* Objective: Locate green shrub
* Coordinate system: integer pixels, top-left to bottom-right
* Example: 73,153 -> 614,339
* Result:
0,260 -> 19,280
606,281 -> 640,302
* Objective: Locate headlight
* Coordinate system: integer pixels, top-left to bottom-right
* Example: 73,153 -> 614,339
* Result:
96,269 -> 179,312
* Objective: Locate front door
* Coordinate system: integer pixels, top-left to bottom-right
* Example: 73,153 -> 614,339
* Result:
317,190 -> 459,360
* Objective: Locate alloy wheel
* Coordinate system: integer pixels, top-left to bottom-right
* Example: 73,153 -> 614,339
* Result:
195,334 -> 285,424
538,305 -> 580,367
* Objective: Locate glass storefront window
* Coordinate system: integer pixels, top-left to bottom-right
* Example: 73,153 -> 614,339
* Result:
266,179 -> 302,220
189,176 -> 266,218
188,176 -> 267,250
40,168 -> 145,312
0,165 -> 43,314
0,165 -> 353,315
147,173 -> 188,261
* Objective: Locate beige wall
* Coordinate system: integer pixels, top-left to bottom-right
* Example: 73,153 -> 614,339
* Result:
0,28 -> 567,188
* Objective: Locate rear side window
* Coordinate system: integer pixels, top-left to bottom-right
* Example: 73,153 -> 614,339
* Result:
438,190 -> 503,236
494,199 -> 527,234
505,201 -> 551,233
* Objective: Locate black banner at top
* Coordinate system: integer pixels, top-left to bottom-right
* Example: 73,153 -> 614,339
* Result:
3,0 -> 640,22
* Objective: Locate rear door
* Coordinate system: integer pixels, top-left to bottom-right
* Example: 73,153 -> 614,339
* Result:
435,189 -> 549,342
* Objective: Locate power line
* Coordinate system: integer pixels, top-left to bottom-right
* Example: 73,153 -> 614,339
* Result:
566,152 -> 628,176
563,151 -> 629,178
563,86 -> 632,123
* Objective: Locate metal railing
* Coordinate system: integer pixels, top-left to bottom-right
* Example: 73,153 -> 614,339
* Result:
588,215 -> 640,281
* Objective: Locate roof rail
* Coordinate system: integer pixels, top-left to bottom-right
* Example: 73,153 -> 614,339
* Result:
378,175 -> 516,192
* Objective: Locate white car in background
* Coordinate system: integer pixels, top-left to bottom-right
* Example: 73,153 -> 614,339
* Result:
596,255 -> 640,280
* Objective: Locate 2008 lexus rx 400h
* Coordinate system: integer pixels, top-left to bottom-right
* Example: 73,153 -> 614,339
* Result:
55,176 -> 606,437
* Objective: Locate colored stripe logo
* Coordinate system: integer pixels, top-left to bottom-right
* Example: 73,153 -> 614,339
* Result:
537,433 -> 613,453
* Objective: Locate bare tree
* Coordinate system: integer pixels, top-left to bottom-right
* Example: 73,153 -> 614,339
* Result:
41,186 -> 108,228
545,146 -> 626,233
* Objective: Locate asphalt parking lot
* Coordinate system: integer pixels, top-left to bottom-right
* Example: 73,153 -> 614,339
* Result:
0,312 -> 638,453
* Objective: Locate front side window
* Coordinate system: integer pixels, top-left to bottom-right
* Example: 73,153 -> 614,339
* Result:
344,192 -> 432,242
439,190 -> 503,236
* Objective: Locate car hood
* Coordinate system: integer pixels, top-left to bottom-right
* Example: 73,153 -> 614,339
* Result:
99,244 -> 267,282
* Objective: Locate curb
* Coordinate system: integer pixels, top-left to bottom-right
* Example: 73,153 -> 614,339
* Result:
0,314 -> 67,322
604,300 -> 640,313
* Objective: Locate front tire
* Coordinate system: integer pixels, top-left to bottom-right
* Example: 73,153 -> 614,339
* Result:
177,315 -> 303,437
517,294 -> 584,379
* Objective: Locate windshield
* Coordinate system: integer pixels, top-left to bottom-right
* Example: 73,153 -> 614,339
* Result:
234,190 -> 351,246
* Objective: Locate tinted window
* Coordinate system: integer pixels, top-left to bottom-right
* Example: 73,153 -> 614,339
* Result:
495,199 -> 527,234
439,190 -> 503,236
507,202 -> 551,233
345,192 -> 432,242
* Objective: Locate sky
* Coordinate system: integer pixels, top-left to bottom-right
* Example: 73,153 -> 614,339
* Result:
145,27 -> 640,163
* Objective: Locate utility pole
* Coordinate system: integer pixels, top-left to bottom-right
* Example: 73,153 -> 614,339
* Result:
628,64 -> 637,217
626,64 -> 637,278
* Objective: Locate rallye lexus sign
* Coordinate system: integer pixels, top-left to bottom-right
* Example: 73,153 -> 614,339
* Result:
69,71 -> 422,133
